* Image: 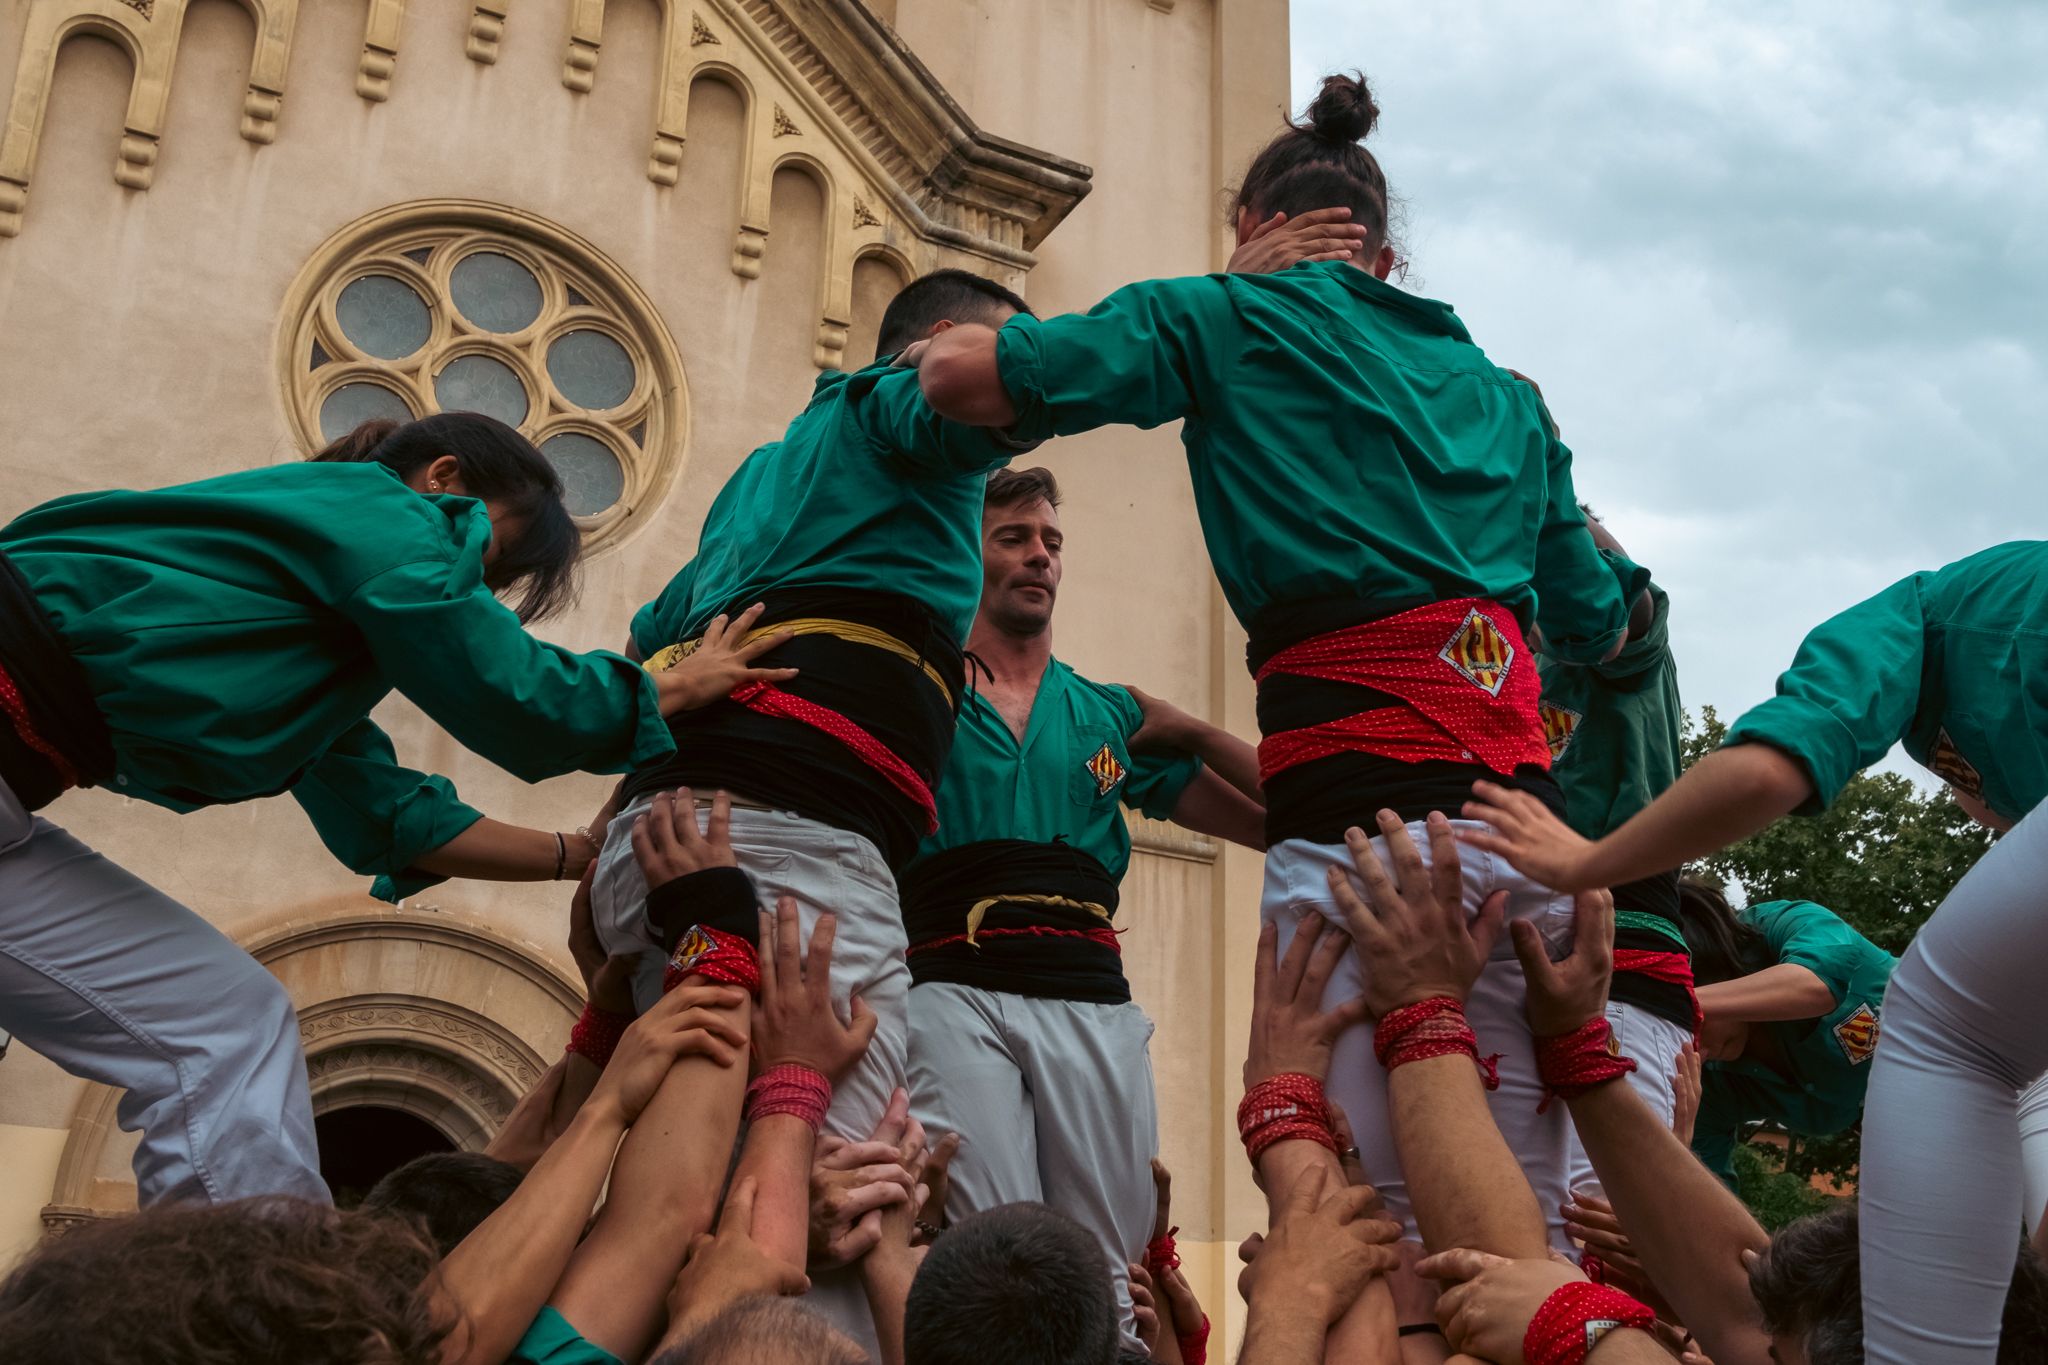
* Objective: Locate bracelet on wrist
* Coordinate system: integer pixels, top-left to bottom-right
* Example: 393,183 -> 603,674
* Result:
552,830 -> 568,881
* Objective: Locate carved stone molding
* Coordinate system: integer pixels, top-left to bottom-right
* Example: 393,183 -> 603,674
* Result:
1129,813 -> 1219,865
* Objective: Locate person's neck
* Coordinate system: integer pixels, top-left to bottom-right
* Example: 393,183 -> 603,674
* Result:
967,617 -> 1052,687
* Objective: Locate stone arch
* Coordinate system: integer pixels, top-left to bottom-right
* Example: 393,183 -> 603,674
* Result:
39,908 -> 578,1231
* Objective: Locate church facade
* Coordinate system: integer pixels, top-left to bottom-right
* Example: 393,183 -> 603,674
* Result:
0,0 -> 1288,1335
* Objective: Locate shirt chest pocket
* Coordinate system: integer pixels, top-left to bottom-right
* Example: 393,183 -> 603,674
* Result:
1067,728 -> 1133,810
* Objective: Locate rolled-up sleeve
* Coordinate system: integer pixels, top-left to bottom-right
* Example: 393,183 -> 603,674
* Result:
1724,573 -> 1928,813
341,538 -> 673,784
291,717 -> 485,901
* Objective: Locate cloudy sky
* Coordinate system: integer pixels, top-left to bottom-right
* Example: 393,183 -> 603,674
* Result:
1290,1 -> 2045,777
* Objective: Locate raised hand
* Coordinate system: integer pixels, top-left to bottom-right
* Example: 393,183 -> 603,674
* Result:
1509,888 -> 1614,1038
1418,1247 -> 1591,1365
1456,781 -> 1600,893
1243,1165 -> 1401,1327
652,602 -> 798,714
753,898 -> 878,1083
1227,207 -> 1371,275
1671,1042 -> 1703,1147
589,980 -> 750,1126
631,788 -> 737,888
1327,810 -> 1505,1015
1245,912 -> 1369,1086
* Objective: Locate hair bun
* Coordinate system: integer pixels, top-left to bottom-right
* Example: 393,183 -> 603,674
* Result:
1305,71 -> 1378,144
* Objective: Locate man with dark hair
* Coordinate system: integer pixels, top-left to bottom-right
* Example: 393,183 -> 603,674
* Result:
359,1150 -> 525,1256
587,268 -> 1036,1344
899,465 -> 1264,1348
1750,1202 -> 2048,1365
904,1203 -> 1122,1365
875,269 -> 1030,363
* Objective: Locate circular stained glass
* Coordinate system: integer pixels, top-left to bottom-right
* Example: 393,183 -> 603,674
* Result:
449,251 -> 543,333
434,354 -> 529,426
547,330 -> 637,411
334,274 -> 430,360
319,382 -> 414,442
541,432 -> 625,516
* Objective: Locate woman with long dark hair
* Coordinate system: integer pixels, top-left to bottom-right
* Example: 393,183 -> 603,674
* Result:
911,71 -> 1645,1258
0,412 -> 784,1208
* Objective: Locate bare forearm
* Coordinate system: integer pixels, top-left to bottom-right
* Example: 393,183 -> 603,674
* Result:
1325,1280 -> 1401,1365
438,1104 -> 626,1365
861,1246 -> 920,1365
414,817 -> 567,881
728,1114 -> 815,1271
1565,1082 -> 1771,1365
547,1053 -> 603,1134
1586,1330 -> 1678,1364
1696,964 -> 1836,1023
1577,745 -> 1812,890
1388,1057 -> 1548,1260
917,324 -> 1015,426
1238,1310 -> 1328,1365
1180,720 -> 1265,806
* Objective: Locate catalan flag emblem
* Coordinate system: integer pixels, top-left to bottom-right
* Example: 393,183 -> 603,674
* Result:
1833,1002 -> 1880,1065
669,924 -> 717,976
1439,608 -> 1515,697
1927,727 -> 1984,800
1085,742 -> 1126,797
1540,702 -> 1584,760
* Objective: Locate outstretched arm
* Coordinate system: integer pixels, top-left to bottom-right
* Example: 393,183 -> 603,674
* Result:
1458,742 -> 1814,893
915,324 -> 1016,427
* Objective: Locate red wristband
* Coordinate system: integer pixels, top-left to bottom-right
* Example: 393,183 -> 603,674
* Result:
1523,1280 -> 1656,1365
1533,1017 -> 1637,1112
746,1063 -> 832,1132
565,1001 -> 633,1069
1178,1312 -> 1211,1365
1374,996 -> 1501,1090
1237,1073 -> 1337,1165
662,924 -> 762,997
1144,1226 -> 1181,1276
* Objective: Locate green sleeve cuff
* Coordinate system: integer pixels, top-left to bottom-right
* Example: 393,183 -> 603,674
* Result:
623,661 -> 676,770
1724,693 -> 1859,814
994,314 -> 1057,445
629,599 -> 662,659
1602,547 -> 1653,615
368,777 -> 485,903
1136,754 -> 1205,821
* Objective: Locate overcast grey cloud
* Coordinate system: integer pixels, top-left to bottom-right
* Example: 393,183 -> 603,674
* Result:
1290,1 -> 2046,774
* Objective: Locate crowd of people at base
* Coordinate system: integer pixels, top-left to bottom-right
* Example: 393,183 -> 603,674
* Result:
0,61 -> 2045,1365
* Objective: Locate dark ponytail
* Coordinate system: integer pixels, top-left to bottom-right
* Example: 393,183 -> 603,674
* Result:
312,413 -> 581,625
1677,876 -> 1773,985
1233,71 -> 1395,260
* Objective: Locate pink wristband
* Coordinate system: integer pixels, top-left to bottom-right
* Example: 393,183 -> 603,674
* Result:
746,1063 -> 832,1132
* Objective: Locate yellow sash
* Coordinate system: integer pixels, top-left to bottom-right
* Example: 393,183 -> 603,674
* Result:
963,894 -> 1113,948
644,617 -> 953,706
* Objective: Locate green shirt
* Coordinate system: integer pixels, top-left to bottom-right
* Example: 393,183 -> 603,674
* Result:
631,361 -> 1027,654
1725,540 -> 2048,823
510,1307 -> 623,1365
992,261 -> 1641,661
912,658 -> 1203,881
0,462 -> 670,898
1537,583 -> 1683,840
1691,898 -> 1896,1182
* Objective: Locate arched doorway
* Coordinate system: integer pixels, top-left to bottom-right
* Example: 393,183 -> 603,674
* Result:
40,909 -> 579,1230
316,1106 -> 457,1208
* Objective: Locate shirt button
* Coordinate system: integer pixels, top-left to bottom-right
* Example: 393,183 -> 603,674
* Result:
116,774 -> 129,787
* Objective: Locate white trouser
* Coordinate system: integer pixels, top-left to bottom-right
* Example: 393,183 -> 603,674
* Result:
907,982 -> 1159,1353
0,777 -> 326,1206
591,797 -> 909,1350
1860,805 -> 2048,1364
2019,1073 -> 2048,1235
1262,821 -> 1577,1251
1564,1000 -> 1692,1197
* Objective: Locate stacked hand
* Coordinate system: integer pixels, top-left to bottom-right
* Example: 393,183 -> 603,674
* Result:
589,980 -> 750,1127
631,788 -> 738,887
1457,781 -> 1601,893
1239,1165 -> 1400,1327
665,1177 -> 809,1343
1245,913 -> 1367,1086
1511,886 -> 1615,1038
651,603 -> 798,715
1418,1248 -> 1588,1365
808,1089 -> 937,1268
1327,811 -> 1505,1015
753,897 -> 878,1082
1227,208 -> 1372,274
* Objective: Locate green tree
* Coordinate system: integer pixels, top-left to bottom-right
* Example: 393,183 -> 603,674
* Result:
1679,707 -> 1992,1192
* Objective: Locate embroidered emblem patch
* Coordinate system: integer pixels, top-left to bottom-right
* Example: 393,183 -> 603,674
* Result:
1833,1002 -> 1880,1065
1085,742 -> 1127,797
1439,608 -> 1514,697
1539,702 -> 1584,759
1926,727 -> 1984,800
1585,1321 -> 1625,1351
669,924 -> 717,976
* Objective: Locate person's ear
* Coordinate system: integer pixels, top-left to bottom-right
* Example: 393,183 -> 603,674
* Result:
1234,204 -> 1258,246
421,453 -> 464,494
925,317 -> 956,340
1370,243 -> 1395,281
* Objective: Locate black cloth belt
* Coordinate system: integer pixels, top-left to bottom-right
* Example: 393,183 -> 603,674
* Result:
900,839 -> 1128,1004
0,547 -> 114,811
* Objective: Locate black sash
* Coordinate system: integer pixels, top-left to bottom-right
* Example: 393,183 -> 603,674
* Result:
900,839 -> 1127,1004
0,548 -> 115,810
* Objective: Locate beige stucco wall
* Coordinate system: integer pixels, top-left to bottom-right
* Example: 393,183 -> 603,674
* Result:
0,0 -> 1289,1339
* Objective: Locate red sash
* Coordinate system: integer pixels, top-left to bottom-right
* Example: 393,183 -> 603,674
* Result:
1253,598 -> 1551,783
728,680 -> 939,834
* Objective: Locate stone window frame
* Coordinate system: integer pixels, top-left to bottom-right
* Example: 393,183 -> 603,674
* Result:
278,199 -> 688,551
